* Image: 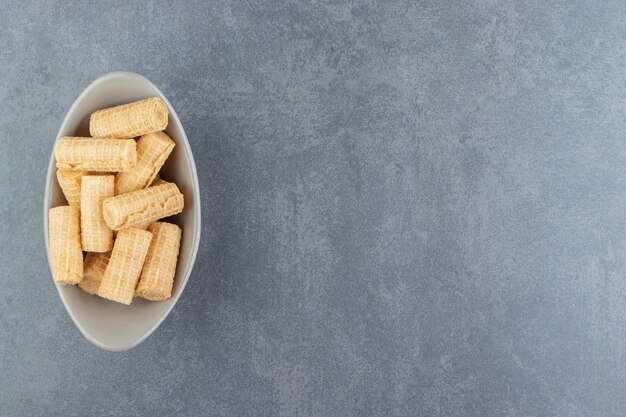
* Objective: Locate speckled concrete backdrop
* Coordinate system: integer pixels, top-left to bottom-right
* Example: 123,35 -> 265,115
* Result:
1,0 -> 626,415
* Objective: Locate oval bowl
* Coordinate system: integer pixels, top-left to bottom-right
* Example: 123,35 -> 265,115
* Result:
44,71 -> 201,351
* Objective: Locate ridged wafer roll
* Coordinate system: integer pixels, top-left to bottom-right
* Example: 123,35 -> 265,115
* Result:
55,137 -> 137,172
97,228 -> 152,305
102,183 -> 184,231
56,169 -> 86,208
136,222 -> 182,301
89,97 -> 169,138
79,252 -> 111,295
48,206 -> 83,285
115,132 -> 175,195
81,175 -> 114,252
132,179 -> 172,230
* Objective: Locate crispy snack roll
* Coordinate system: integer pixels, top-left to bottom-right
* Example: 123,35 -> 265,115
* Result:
48,206 -> 83,285
55,137 -> 137,172
115,131 -> 175,195
79,252 -> 111,295
57,169 -> 86,208
81,175 -> 115,252
102,182 -> 184,231
133,179 -> 172,230
89,97 -> 168,138
97,228 -> 152,305
136,222 -> 182,301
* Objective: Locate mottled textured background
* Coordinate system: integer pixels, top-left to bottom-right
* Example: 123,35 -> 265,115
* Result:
1,0 -> 626,416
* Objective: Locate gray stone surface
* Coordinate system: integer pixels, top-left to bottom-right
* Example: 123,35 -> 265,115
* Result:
1,0 -> 626,415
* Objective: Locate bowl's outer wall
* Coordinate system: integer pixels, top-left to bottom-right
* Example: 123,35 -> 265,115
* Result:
44,72 -> 201,351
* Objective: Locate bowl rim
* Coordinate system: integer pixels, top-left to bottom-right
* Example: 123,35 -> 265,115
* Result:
43,70 -> 202,351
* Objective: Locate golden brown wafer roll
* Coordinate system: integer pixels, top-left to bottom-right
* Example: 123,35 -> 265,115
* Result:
56,169 -> 86,208
89,97 -> 168,138
48,206 -> 83,285
79,252 -> 111,295
102,182 -> 184,231
151,174 -> 161,185
115,132 -> 175,195
55,137 -> 137,172
132,179 -> 172,230
136,222 -> 182,301
97,228 -> 152,305
81,175 -> 114,252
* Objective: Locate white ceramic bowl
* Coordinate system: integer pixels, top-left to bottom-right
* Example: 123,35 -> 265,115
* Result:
43,71 -> 201,351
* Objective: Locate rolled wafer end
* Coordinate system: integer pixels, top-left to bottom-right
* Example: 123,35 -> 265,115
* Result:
56,169 -> 86,208
79,252 -> 111,295
120,142 -> 138,171
102,199 -> 115,230
150,98 -> 168,132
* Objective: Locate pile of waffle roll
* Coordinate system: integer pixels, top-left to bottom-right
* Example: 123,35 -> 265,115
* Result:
48,97 -> 184,305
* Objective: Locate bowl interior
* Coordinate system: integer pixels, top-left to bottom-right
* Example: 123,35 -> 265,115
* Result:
45,72 -> 200,351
